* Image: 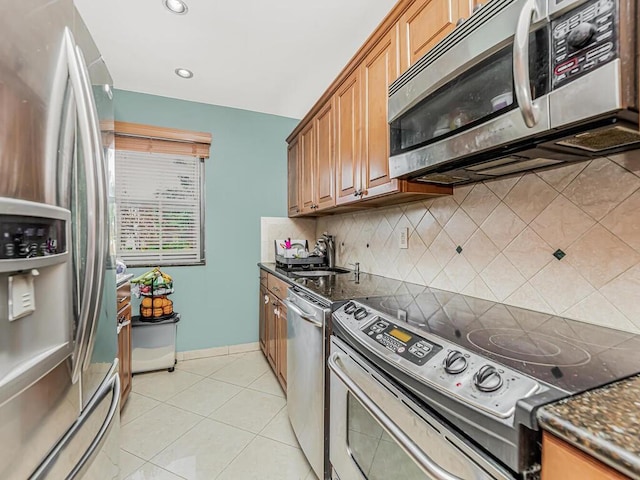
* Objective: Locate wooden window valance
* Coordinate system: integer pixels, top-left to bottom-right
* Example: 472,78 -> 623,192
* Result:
114,121 -> 212,158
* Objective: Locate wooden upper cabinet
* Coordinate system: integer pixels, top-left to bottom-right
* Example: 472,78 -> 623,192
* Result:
299,122 -> 316,214
335,71 -> 361,205
287,137 -> 300,216
360,27 -> 400,199
399,0 -> 465,73
314,101 -> 336,210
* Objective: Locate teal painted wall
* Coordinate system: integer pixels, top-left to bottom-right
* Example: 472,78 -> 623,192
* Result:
114,90 -> 299,351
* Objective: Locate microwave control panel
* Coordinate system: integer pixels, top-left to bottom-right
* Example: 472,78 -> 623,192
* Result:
551,0 -> 617,89
0,216 -> 65,260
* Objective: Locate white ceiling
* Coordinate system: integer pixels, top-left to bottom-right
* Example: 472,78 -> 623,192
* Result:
75,0 -> 398,119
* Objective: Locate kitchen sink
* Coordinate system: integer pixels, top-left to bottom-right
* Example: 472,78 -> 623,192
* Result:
291,267 -> 351,277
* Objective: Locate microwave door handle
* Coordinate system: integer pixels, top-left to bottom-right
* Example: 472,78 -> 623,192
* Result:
328,353 -> 463,480
64,28 -> 99,384
513,0 -> 540,128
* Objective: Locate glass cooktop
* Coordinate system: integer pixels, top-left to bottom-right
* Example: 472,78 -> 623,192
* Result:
353,284 -> 640,394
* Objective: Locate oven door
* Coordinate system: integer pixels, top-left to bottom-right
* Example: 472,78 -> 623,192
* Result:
328,337 -> 512,480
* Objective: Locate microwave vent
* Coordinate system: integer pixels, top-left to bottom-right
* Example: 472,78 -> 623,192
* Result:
473,158 -> 563,176
556,126 -> 640,152
417,173 -> 469,184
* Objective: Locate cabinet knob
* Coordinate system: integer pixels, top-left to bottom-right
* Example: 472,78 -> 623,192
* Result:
264,295 -> 269,304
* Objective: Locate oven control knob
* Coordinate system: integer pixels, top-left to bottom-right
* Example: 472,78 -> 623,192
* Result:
353,307 -> 368,321
444,350 -> 468,374
567,23 -> 596,50
344,301 -> 356,314
474,365 -> 503,392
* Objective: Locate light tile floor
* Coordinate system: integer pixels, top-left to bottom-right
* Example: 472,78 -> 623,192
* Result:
120,351 -> 320,480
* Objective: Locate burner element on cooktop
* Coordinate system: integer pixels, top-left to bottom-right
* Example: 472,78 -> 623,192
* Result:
467,328 -> 592,367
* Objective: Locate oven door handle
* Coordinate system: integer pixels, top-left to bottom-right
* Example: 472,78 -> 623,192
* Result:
328,353 -> 464,480
513,0 -> 540,128
283,299 -> 323,328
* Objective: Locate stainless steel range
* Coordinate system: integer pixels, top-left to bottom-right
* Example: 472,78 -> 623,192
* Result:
329,286 -> 640,479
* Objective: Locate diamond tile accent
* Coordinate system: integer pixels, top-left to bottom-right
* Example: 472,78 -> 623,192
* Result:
566,224 -> 640,289
563,158 -> 640,220
601,190 -> 640,253
480,203 -> 526,250
461,183 -> 501,225
553,249 -> 566,261
530,195 -> 595,250
503,173 -> 558,224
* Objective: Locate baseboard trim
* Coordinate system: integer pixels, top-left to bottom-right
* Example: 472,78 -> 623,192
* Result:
176,342 -> 260,361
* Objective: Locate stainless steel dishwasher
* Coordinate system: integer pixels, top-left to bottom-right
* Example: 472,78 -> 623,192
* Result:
284,287 -> 330,480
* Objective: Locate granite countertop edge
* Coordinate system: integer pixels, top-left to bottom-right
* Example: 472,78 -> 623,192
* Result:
537,375 -> 640,480
258,262 -> 343,304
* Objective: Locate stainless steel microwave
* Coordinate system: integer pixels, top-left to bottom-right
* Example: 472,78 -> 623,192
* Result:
388,0 -> 639,185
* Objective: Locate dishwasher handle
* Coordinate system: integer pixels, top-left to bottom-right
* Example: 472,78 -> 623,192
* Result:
328,352 -> 464,480
283,299 -> 323,328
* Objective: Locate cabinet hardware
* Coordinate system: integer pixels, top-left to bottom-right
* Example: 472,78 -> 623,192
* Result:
264,295 -> 269,304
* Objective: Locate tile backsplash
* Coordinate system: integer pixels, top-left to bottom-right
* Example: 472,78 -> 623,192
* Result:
260,217 -> 316,263
316,152 -> 640,333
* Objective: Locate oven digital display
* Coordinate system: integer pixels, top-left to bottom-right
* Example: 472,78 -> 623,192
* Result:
388,328 -> 411,343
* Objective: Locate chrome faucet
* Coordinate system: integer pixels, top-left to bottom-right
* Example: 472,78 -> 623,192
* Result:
349,262 -> 360,275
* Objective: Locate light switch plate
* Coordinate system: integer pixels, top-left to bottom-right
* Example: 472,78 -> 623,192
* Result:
399,227 -> 408,249
8,273 -> 36,321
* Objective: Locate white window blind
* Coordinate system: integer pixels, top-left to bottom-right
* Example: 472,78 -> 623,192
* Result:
115,150 -> 204,266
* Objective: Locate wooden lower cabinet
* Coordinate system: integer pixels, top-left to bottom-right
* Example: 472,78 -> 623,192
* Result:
116,290 -> 132,410
541,432 -> 627,480
260,271 -> 288,394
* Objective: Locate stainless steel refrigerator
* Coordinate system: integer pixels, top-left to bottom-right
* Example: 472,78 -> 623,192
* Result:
0,1 -> 119,478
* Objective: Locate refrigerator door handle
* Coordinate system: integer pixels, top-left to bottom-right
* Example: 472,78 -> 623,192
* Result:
73,42 -> 108,370
64,28 -> 104,383
29,360 -> 120,480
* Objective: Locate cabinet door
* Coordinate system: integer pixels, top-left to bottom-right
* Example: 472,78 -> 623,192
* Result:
335,71 -> 361,205
287,137 -> 301,217
259,285 -> 269,355
276,301 -> 287,392
266,293 -> 278,371
360,28 -> 400,198
315,101 -> 336,211
399,0 -> 461,73
117,304 -> 132,410
299,122 -> 316,214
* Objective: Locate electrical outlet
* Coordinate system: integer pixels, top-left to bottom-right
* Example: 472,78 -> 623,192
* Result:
399,227 -> 408,249
397,309 -> 407,322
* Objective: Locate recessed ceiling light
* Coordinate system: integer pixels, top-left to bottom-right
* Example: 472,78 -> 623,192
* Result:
163,0 -> 188,14
175,68 -> 194,79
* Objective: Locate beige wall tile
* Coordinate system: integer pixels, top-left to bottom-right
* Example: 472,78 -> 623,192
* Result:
429,230 -> 457,269
444,209 -> 478,247
529,261 -> 594,314
453,184 -> 474,205
460,183 -> 501,225
462,276 -> 498,302
429,195 -> 459,227
484,175 -> 521,199
480,254 -> 526,301
600,265 -> 640,326
503,173 -> 558,224
536,162 -> 587,191
404,201 -> 427,228
608,150 -> 640,178
566,224 -> 640,289
601,190 -> 640,253
563,292 -> 639,333
503,227 -> 554,279
443,254 -> 477,291
415,211 -> 442,248
480,203 -> 526,250
415,250 -> 443,285
563,158 -> 640,220
462,229 -> 499,274
530,195 -> 595,250
505,282 -> 554,315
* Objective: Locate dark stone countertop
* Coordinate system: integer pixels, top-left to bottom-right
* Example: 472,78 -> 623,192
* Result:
259,262 -> 410,305
116,273 -> 134,287
537,374 -> 640,479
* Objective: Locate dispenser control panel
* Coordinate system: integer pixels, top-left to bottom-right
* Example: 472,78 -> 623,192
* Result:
0,216 -> 66,260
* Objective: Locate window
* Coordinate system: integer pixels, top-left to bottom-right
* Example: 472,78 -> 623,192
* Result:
114,122 -> 211,266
